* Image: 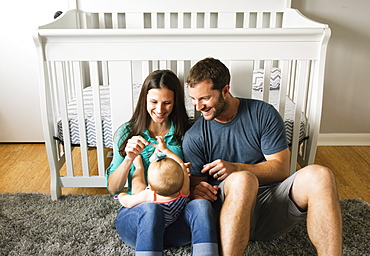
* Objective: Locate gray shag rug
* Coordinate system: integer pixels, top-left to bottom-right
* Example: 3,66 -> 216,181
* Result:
0,193 -> 369,255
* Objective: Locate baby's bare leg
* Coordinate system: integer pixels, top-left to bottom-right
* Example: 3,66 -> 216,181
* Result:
131,155 -> 147,194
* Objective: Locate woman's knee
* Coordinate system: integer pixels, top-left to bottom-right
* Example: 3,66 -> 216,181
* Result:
185,199 -> 216,225
116,203 -> 165,229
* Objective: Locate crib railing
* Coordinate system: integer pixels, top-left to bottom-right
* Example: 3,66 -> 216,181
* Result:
34,0 -> 330,199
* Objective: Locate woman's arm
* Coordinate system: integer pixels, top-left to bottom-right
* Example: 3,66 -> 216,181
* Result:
108,157 -> 134,194
108,135 -> 150,194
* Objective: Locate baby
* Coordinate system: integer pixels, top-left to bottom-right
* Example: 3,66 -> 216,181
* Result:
117,136 -> 190,227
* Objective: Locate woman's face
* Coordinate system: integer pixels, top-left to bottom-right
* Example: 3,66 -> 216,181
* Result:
146,88 -> 175,124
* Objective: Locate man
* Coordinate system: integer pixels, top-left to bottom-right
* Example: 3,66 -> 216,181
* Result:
183,57 -> 342,255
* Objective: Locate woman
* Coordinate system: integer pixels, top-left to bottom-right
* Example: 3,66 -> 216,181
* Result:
106,70 -> 218,255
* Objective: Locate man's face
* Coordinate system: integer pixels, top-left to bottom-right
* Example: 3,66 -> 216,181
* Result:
188,80 -> 226,121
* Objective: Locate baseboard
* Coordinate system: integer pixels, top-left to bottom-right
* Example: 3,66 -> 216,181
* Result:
318,133 -> 370,146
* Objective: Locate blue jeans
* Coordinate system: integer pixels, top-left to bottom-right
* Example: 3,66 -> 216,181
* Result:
115,199 -> 219,256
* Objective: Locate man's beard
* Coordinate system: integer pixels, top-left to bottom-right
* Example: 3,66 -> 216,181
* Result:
205,95 -> 227,120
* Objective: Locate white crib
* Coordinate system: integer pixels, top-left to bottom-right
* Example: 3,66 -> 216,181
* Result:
33,0 -> 330,200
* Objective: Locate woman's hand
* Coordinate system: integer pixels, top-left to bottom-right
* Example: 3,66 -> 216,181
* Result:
125,135 -> 150,160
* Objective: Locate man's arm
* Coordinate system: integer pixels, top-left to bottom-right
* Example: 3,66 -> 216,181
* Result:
202,148 -> 290,184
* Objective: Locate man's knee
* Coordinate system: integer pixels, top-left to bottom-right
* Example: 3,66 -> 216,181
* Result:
224,171 -> 259,198
298,164 -> 336,189
292,165 -> 338,207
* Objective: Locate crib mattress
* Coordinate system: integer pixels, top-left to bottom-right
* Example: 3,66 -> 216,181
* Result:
56,88 -> 307,149
56,74 -> 307,149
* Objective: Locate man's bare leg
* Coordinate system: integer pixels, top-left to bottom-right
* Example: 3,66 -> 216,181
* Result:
291,165 -> 343,255
220,171 -> 259,256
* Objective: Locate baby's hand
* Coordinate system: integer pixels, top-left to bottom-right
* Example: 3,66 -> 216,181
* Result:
154,136 -> 167,152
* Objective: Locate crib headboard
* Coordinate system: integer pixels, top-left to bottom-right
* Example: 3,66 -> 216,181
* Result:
34,0 -> 330,199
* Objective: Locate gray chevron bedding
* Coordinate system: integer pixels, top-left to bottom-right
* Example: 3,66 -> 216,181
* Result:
55,84 -> 113,148
56,69 -> 306,148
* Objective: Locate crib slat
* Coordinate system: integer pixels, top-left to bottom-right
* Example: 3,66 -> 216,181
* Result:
176,60 -> 185,84
89,61 -> 105,176
263,60 -> 272,102
48,63 -> 61,139
101,61 -> 109,85
270,12 -> 277,28
142,61 -> 150,82
109,61 -> 133,135
55,61 -> 75,177
243,12 -> 250,28
112,13 -> 119,29
256,12 -> 264,28
78,12 -> 87,29
126,13 -> 144,29
218,13 -> 236,28
191,12 -> 197,28
290,60 -> 308,175
164,12 -> 170,29
298,61 -> 315,165
229,60 -> 253,99
204,12 -> 211,28
72,61 -> 90,177
98,13 -> 105,29
159,60 -> 167,69
278,60 -> 289,117
305,60 -> 321,165
178,12 -> 184,28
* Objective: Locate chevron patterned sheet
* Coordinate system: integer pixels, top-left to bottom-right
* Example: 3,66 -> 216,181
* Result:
252,67 -> 281,91
56,69 -> 306,148
251,68 -> 307,146
56,84 -> 113,148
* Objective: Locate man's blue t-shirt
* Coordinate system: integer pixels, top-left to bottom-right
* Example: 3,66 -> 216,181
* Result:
183,98 -> 288,186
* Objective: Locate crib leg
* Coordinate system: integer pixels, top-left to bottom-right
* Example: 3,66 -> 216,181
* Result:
50,164 -> 62,200
51,185 -> 62,201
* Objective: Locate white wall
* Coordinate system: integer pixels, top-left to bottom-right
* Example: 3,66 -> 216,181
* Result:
0,0 -> 369,143
0,0 -> 67,142
292,0 -> 370,137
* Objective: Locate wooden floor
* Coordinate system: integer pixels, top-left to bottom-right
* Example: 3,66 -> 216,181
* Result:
0,144 -> 369,202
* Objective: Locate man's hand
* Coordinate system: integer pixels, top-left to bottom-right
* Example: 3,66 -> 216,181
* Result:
202,159 -> 237,181
193,181 -> 219,202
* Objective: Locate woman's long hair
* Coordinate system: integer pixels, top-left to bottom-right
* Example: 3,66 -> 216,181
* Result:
118,70 -> 191,157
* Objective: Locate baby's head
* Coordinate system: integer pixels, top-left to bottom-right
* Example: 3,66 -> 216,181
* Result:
148,157 -> 184,197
